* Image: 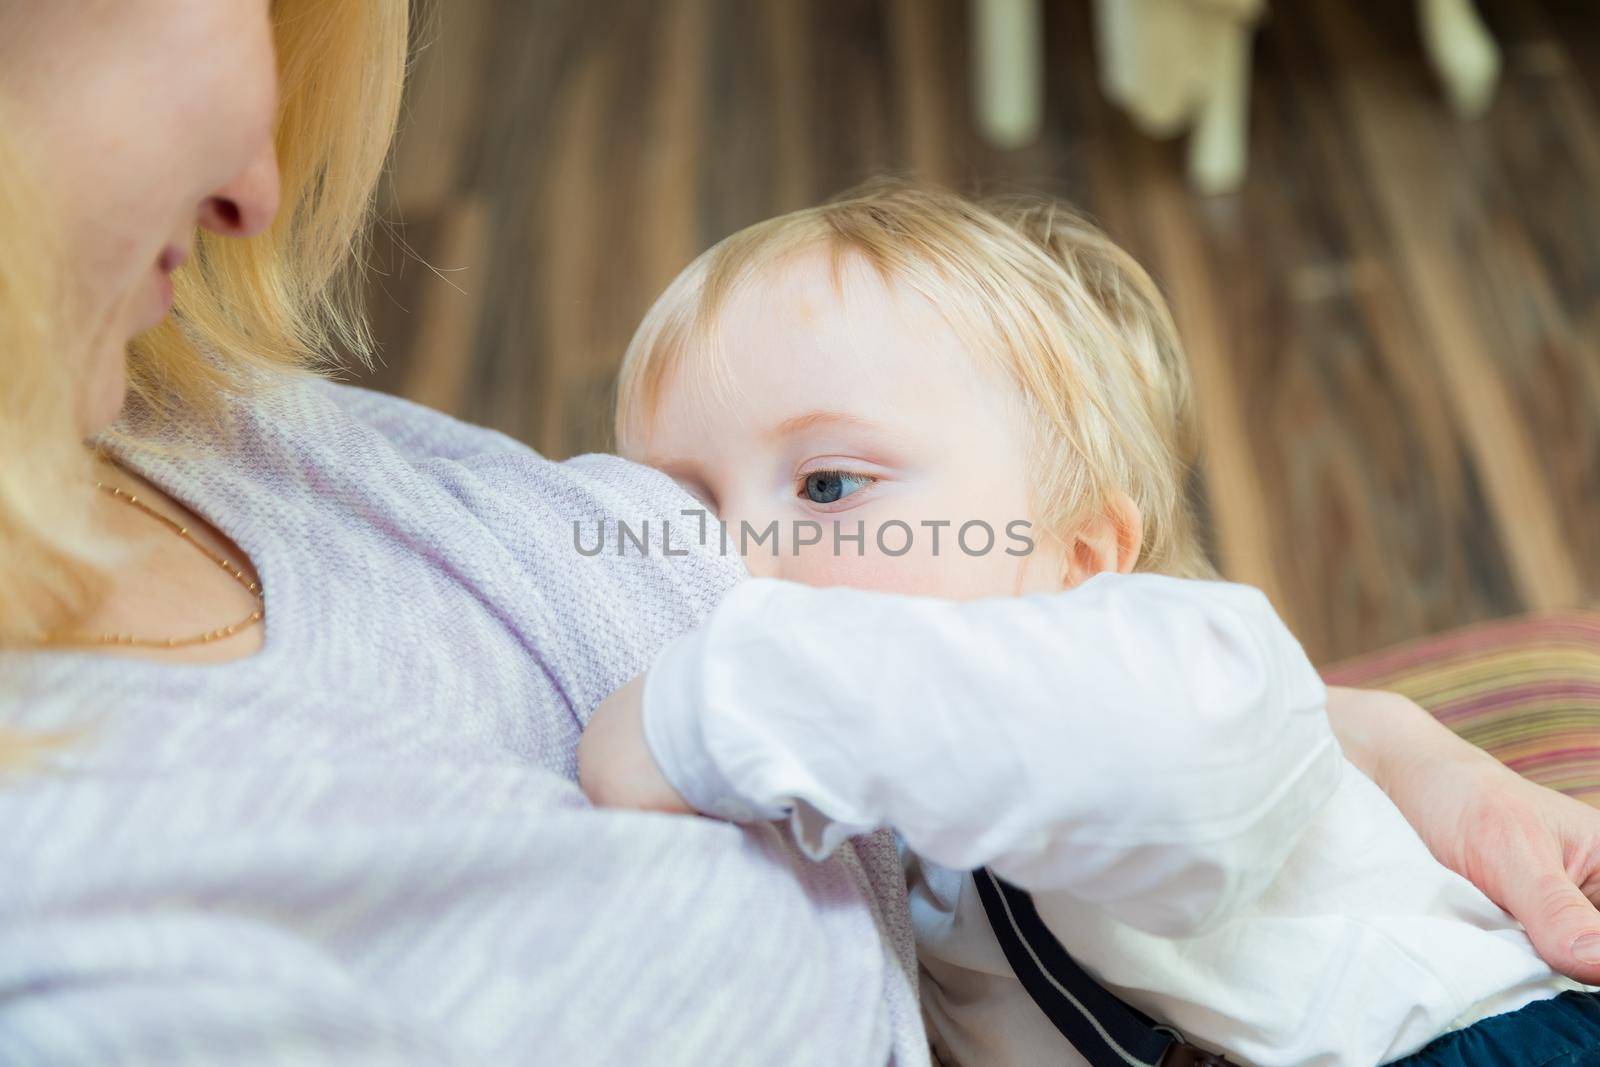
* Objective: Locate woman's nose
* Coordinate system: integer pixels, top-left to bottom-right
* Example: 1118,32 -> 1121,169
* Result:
198,138 -> 281,240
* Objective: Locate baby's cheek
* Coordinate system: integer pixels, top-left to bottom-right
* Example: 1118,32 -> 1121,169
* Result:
776,546 -> 913,593
777,536 -> 1022,600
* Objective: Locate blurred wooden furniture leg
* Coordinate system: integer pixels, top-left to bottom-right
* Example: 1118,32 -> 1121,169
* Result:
1187,11 -> 1253,195
1094,0 -> 1264,195
1418,0 -> 1501,118
972,0 -> 1043,149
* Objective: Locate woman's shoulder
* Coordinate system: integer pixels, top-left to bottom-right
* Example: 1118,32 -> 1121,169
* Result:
119,370 -> 745,615
324,384 -> 672,499
262,374 -> 523,463
318,378 -> 532,460
280,378 -> 721,538
279,379 -> 749,716
229,375 -> 697,517
96,371 -> 747,725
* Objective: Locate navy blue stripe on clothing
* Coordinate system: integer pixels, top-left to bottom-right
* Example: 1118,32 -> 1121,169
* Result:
972,868 -> 1232,1067
1386,990 -> 1600,1066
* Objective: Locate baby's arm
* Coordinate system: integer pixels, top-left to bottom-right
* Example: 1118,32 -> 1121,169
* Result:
582,571 -> 1342,936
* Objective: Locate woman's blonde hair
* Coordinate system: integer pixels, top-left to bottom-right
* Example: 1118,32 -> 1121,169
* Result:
0,1 -> 410,653
615,179 -> 1216,580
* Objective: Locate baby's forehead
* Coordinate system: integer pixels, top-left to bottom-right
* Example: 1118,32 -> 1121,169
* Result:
641,258 -> 1020,446
721,247 -> 918,320
621,238 -> 1031,466
709,250 -> 978,385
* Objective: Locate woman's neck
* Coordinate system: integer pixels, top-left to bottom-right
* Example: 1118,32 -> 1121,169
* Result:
61,455 -> 267,664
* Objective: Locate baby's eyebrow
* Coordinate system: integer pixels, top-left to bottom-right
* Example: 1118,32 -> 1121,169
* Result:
769,410 -> 899,441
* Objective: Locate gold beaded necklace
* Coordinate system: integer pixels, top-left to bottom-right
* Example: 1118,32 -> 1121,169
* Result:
38,483 -> 265,650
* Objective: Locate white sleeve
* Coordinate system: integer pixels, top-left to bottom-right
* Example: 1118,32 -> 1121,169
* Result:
642,571 -> 1343,936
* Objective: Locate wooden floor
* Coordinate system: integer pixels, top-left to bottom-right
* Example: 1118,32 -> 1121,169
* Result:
358,0 -> 1600,665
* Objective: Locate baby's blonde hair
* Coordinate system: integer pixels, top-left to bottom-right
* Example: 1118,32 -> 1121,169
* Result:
616,179 -> 1215,579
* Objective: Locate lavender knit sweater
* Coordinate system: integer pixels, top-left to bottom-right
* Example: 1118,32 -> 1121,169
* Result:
0,375 -> 927,1066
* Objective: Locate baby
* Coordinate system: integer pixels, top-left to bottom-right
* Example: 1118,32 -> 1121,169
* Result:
581,180 -> 1593,1065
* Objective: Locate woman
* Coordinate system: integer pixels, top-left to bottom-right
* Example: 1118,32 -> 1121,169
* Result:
0,3 -> 1596,1065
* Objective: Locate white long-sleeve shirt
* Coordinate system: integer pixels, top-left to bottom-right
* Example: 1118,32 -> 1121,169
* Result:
642,572 -> 1576,1066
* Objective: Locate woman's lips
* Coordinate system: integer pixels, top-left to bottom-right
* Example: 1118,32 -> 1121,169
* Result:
154,269 -> 174,312
138,244 -> 188,329
138,261 -> 177,331
157,244 -> 188,273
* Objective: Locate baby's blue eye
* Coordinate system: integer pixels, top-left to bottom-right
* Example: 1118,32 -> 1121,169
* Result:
802,470 -> 873,504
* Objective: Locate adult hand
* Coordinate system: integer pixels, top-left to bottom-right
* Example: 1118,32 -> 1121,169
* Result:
1396,745 -> 1600,982
1329,686 -> 1600,983
578,673 -> 695,815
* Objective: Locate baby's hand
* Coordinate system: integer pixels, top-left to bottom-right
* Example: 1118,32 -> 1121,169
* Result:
578,673 -> 694,815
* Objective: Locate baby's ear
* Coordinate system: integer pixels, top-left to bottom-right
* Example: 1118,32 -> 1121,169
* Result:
1062,492 -> 1143,588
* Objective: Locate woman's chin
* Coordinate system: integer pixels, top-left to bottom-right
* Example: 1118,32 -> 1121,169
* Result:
76,348 -> 130,438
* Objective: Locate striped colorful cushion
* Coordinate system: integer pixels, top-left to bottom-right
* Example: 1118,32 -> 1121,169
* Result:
1321,612 -> 1600,806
